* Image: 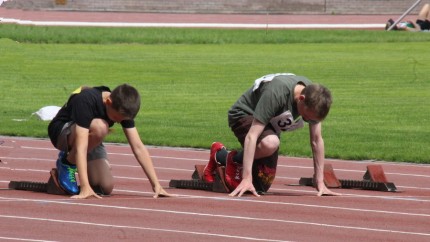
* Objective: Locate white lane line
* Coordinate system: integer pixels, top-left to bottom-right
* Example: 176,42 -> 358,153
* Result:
0,236 -> 57,242
268,187 -> 430,202
12,144 -> 430,169
278,165 -> 430,178
2,188 -> 430,217
5,138 -> 430,167
3,155 -> 429,179
0,214 -> 287,242
0,18 -> 384,29
0,196 -> 429,238
1,174 -> 429,203
13,143 -> 430,165
2,141 -> 430,197
2,158 -> 430,194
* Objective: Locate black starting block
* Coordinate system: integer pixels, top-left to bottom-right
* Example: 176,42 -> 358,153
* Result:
8,168 -> 67,195
169,165 -> 230,193
298,164 -> 397,192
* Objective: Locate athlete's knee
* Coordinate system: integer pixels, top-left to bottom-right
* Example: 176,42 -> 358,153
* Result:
87,158 -> 114,195
89,119 -> 109,141
258,135 -> 280,154
90,173 -> 114,195
420,4 -> 430,16
93,181 -> 114,195
255,136 -> 279,159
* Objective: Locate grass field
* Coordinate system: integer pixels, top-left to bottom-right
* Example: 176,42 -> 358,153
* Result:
0,25 -> 429,163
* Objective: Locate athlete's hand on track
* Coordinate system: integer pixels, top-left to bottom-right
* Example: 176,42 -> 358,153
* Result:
316,183 -> 341,196
153,185 -> 175,198
71,187 -> 102,199
229,178 -> 260,197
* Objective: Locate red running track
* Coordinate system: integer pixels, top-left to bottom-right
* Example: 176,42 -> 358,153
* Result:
0,136 -> 429,241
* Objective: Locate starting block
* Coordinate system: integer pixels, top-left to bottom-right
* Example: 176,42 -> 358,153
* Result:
169,165 -> 230,193
298,164 -> 397,192
8,168 -> 67,195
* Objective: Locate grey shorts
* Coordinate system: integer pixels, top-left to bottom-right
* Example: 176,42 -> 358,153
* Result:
56,121 -> 107,161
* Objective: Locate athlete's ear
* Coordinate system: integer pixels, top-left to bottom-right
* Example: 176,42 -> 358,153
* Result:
299,94 -> 306,101
105,97 -> 113,106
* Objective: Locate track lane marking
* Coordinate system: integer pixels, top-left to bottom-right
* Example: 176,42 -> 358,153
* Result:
0,196 -> 429,238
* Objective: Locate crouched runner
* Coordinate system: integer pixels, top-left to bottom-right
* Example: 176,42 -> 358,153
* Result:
203,73 -> 341,197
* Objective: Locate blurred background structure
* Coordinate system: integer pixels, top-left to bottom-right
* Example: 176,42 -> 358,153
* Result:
0,0 -> 425,15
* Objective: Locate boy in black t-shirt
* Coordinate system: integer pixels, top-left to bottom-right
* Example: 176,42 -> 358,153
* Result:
48,84 -> 171,199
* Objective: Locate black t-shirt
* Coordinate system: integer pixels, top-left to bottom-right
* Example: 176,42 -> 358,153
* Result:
48,86 -> 135,146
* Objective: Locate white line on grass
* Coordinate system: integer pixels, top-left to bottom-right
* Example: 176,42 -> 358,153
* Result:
0,18 -> 385,29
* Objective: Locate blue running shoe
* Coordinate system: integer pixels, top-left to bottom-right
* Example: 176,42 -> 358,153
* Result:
56,151 -> 79,195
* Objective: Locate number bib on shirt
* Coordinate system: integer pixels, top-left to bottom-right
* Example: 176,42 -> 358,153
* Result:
269,111 -> 304,133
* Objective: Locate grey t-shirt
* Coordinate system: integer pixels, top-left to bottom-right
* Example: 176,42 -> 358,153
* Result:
228,75 -> 312,128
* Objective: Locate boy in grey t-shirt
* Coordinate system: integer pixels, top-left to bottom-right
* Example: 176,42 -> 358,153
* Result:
204,73 -> 340,197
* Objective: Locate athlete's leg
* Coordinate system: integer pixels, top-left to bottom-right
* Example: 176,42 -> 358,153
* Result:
224,115 -> 280,191
65,119 -> 110,163
231,115 -> 280,162
55,119 -> 110,194
252,150 -> 279,193
203,142 -> 225,183
87,144 -> 114,195
54,122 -> 79,194
418,3 -> 430,21
255,134 -> 280,159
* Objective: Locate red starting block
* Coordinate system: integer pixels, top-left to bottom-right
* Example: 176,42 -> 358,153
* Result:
298,164 -> 397,192
323,164 -> 342,188
169,165 -> 230,193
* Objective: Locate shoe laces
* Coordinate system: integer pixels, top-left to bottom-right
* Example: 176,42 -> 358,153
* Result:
67,166 -> 77,183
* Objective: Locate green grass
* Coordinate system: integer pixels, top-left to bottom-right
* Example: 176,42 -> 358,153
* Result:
0,25 -> 429,163
3,24 -> 430,44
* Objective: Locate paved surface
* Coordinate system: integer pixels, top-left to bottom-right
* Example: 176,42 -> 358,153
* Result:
1,136 -> 429,241
0,7 -> 412,29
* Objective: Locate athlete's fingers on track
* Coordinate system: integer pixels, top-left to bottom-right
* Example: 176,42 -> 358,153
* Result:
71,193 -> 102,199
153,187 -> 176,198
228,189 -> 239,197
251,189 -> 260,197
317,188 -> 341,196
153,192 -> 176,198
